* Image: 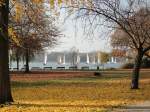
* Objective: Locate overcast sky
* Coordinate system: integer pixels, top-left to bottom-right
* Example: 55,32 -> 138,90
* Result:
47,13 -> 112,53
52,20 -> 111,52
46,0 -> 148,53
46,4 -> 115,53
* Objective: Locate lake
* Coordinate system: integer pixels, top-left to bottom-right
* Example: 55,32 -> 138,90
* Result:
10,61 -> 123,70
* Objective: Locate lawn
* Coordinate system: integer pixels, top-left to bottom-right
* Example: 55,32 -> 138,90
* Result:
1,70 -> 150,112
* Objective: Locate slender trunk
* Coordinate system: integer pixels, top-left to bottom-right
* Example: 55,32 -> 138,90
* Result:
102,64 -> 104,70
16,52 -> 19,70
131,50 -> 143,89
0,0 -> 13,104
25,48 -> 30,73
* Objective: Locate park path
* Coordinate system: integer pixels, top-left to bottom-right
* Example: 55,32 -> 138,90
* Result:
112,101 -> 150,112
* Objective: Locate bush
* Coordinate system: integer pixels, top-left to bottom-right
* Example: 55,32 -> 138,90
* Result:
106,68 -> 116,70
121,57 -> 150,69
121,63 -> 134,69
141,57 -> 150,68
94,72 -> 101,76
97,66 -> 100,70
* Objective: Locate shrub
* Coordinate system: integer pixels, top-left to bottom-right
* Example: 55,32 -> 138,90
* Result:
121,63 -> 134,69
97,66 -> 100,70
121,57 -> 150,69
141,57 -> 150,68
106,68 -> 116,70
94,72 -> 101,76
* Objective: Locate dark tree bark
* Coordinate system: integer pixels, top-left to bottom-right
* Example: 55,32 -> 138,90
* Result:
71,0 -> 150,89
16,52 -> 19,70
25,48 -> 30,73
131,49 -> 144,89
0,0 -> 13,104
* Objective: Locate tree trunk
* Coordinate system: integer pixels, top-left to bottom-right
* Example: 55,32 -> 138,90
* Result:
16,52 -> 19,70
0,0 -> 13,104
25,48 -> 30,73
131,50 -> 143,89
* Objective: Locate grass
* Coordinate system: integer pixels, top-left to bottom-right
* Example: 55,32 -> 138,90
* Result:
1,70 -> 150,112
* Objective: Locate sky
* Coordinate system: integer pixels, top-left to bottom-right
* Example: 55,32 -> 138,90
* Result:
46,2 -> 119,53
51,18 -> 111,53
47,12 -> 112,53
46,0 -> 149,53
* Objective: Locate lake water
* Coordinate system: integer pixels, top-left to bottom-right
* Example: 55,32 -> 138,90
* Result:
10,61 -> 123,70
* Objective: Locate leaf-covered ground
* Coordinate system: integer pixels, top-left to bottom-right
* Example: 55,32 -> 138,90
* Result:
1,70 -> 150,112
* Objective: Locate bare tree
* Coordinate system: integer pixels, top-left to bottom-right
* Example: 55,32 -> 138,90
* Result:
70,47 -> 78,67
67,0 -> 150,89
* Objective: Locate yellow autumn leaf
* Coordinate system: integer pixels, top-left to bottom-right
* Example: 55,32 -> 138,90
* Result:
32,0 -> 44,4
50,0 -> 55,9
8,27 -> 20,46
15,2 -> 23,22
58,0 -> 62,5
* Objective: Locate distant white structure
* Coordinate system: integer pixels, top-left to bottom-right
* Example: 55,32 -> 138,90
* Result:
43,50 -> 122,66
57,54 -> 66,64
77,54 -> 80,64
76,49 -> 80,64
111,57 -> 114,63
57,55 -> 62,64
92,55 -> 96,64
63,53 -> 65,64
86,53 -> 89,64
97,53 -> 100,64
43,52 -> 48,65
111,57 -> 117,63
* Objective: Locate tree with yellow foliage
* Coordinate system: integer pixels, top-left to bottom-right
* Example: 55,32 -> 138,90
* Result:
0,0 -> 62,104
100,52 -> 110,70
9,0 -> 60,73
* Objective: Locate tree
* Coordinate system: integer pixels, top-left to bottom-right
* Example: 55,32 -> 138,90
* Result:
110,8 -> 150,88
111,30 -> 130,49
0,0 -> 62,104
70,47 -> 78,67
66,0 -> 150,89
0,0 -> 13,104
9,0 -> 60,73
11,46 -> 22,70
100,52 -> 109,69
